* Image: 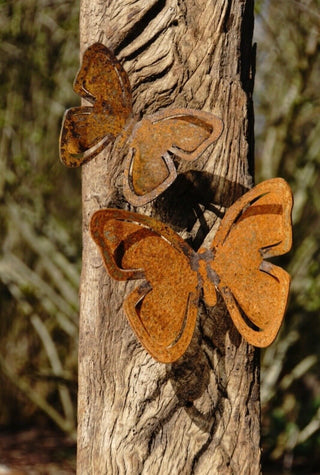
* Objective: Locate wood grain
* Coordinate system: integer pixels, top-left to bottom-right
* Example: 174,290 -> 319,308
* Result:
78,0 -> 260,473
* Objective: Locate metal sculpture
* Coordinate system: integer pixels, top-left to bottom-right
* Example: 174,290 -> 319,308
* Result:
59,43 -> 223,206
90,178 -> 293,363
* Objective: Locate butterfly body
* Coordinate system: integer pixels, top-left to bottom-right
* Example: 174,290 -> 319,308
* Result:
90,178 -> 293,362
60,43 -> 223,205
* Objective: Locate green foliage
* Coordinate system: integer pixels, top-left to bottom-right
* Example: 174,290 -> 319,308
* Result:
0,0 -> 80,435
255,0 -> 320,471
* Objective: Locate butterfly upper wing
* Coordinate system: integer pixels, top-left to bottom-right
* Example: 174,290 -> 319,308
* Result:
90,209 -> 199,363
73,43 -> 132,109
123,109 -> 223,206
60,43 -> 132,167
210,178 -> 293,347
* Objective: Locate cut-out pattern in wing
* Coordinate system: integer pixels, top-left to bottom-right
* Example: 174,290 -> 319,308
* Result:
59,43 -> 223,205
211,178 -> 293,347
90,209 -> 199,363
90,178 -> 293,363
59,43 -> 132,167
123,109 -> 223,206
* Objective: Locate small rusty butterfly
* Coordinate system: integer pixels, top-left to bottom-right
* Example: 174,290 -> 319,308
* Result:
59,43 -> 223,206
90,178 -> 293,363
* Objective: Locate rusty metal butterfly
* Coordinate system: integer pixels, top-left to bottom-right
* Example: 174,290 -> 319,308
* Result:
59,43 -> 223,206
90,178 -> 293,363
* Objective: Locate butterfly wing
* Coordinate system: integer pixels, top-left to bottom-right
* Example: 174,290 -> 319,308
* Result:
210,178 -> 293,347
60,43 -> 132,167
123,109 -> 223,206
90,209 -> 199,363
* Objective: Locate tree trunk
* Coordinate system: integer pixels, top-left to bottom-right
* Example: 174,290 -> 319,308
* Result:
78,1 -> 260,473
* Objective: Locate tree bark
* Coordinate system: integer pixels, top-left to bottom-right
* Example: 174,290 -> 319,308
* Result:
78,1 -> 260,473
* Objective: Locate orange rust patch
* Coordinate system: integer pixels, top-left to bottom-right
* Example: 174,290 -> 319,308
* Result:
59,43 -> 223,206
90,178 -> 293,362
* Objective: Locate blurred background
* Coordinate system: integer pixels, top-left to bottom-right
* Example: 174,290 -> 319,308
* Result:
255,1 -> 320,472
0,0 -> 319,473
0,0 -> 80,472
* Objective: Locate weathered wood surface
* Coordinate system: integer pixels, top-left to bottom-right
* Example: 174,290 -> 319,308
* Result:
78,1 -> 260,473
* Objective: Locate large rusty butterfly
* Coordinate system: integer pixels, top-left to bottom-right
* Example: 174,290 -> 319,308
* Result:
90,178 -> 293,363
59,43 -> 223,206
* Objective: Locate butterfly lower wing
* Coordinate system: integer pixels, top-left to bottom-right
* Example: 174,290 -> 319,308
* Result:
123,147 -> 178,207
60,43 -> 132,167
60,107 -> 120,167
124,277 -> 199,363
218,267 -> 290,347
123,109 -> 223,206
211,178 -> 293,347
90,209 -> 199,362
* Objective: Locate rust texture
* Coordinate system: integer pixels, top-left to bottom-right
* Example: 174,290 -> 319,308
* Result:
122,108 -> 223,206
59,43 -> 132,167
90,178 -> 293,363
59,43 -> 223,206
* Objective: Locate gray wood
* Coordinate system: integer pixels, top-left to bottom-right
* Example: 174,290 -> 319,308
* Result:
78,1 -> 260,473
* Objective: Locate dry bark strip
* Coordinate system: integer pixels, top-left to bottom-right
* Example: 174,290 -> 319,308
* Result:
78,1 -> 261,473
